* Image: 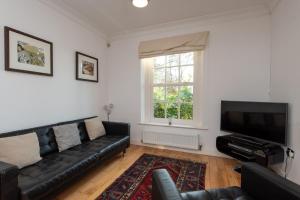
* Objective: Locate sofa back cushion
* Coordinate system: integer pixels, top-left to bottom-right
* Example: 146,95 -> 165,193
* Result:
0,117 -> 95,157
35,119 -> 91,156
0,124 -> 59,157
36,126 -> 58,156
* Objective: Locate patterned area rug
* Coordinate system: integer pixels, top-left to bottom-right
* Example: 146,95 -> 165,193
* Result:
97,154 -> 206,200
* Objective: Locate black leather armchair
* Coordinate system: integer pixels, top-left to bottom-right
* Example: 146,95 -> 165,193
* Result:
152,163 -> 300,200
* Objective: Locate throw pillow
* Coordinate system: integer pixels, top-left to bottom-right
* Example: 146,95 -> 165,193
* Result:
0,132 -> 42,168
85,117 -> 105,140
53,123 -> 81,152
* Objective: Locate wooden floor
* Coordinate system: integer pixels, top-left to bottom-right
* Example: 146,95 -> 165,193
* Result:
55,145 -> 241,200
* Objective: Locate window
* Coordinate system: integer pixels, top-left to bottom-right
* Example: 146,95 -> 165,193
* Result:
142,51 -> 204,126
153,52 -> 194,120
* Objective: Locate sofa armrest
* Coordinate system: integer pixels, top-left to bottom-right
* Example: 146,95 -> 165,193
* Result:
0,161 -> 19,200
152,169 -> 183,200
241,162 -> 300,200
102,121 -> 130,136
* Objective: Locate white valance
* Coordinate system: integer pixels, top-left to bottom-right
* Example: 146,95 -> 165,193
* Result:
138,31 -> 209,58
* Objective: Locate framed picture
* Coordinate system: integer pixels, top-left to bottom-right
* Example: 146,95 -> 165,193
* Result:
4,26 -> 53,76
76,52 -> 98,82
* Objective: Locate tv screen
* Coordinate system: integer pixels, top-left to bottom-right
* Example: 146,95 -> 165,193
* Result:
221,101 -> 288,145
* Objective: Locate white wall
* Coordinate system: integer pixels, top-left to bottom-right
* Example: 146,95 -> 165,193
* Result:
0,0 -> 108,132
107,13 -> 271,156
270,0 -> 300,184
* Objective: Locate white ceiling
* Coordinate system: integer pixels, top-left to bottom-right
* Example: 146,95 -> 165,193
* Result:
41,0 -> 278,38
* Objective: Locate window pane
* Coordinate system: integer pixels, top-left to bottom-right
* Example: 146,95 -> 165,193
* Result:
180,103 -> 193,120
166,54 -> 179,66
153,68 -> 165,84
180,52 -> 194,65
179,86 -> 193,103
153,87 -> 165,100
166,86 -> 178,102
167,103 -> 179,119
154,56 -> 165,68
154,102 -> 165,118
166,67 -> 179,83
180,66 -> 193,83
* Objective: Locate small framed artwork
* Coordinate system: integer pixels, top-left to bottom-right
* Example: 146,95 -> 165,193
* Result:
76,52 -> 98,82
4,26 -> 53,76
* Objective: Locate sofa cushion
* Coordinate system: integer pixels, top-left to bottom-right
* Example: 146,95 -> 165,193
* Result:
18,135 -> 130,199
85,117 -> 105,140
77,121 -> 90,142
36,127 -> 58,156
70,135 -> 129,155
53,124 -> 82,152
87,135 -> 130,154
0,119 -> 93,158
181,187 -> 254,200
0,133 -> 41,169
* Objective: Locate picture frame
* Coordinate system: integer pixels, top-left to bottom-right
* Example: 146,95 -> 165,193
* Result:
4,26 -> 53,76
76,51 -> 98,82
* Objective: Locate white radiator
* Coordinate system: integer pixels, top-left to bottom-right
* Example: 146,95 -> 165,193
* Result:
142,131 -> 200,150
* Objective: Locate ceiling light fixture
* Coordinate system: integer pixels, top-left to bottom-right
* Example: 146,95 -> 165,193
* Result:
132,0 -> 149,8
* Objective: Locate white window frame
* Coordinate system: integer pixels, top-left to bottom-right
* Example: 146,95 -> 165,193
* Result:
141,51 -> 204,127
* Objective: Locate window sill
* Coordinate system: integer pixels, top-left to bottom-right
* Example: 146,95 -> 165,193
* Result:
139,122 -> 208,130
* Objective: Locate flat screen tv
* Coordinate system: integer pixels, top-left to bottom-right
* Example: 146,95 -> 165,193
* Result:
221,101 -> 288,145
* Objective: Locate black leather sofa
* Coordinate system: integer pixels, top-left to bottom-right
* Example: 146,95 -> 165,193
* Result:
0,117 -> 130,200
152,162 -> 300,200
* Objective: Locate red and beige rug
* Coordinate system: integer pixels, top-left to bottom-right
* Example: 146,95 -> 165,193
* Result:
97,154 -> 206,200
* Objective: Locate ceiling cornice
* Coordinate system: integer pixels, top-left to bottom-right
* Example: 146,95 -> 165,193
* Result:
37,0 -> 108,41
37,0 -> 272,42
109,5 -> 270,42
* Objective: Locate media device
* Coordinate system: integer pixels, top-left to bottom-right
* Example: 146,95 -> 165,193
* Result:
221,101 -> 288,146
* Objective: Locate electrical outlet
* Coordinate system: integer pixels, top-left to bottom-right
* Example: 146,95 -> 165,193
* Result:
287,148 -> 295,159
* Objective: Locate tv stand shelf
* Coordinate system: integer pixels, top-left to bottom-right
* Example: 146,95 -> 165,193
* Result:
216,134 -> 284,167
